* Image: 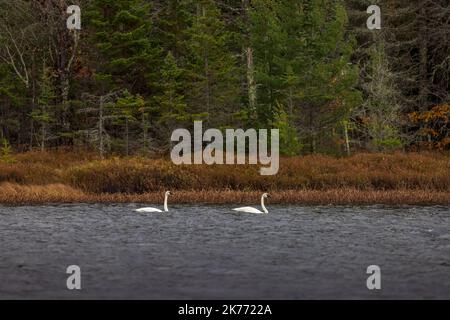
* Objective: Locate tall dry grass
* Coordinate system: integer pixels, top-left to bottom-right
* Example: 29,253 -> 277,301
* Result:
65,152 -> 450,193
0,151 -> 449,205
0,183 -> 448,205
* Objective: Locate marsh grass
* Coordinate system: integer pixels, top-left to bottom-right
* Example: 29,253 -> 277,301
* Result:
0,151 -> 449,205
0,184 -> 448,205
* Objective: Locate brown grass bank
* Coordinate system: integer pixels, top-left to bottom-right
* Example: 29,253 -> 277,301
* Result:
0,183 -> 449,206
0,151 -> 449,205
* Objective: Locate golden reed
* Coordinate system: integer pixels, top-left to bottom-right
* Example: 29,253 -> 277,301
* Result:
0,151 -> 449,205
0,184 -> 449,205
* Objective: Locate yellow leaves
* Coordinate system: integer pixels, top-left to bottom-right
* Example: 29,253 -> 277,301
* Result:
409,104 -> 450,124
408,112 -> 420,123
420,128 -> 439,137
409,104 -> 450,150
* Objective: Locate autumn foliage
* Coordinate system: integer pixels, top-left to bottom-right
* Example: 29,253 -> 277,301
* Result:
409,104 -> 450,150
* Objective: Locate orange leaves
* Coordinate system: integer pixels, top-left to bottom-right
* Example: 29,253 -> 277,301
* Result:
409,104 -> 450,124
409,104 -> 450,150
421,128 -> 439,137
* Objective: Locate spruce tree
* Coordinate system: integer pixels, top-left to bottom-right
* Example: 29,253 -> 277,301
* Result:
249,0 -> 285,127
185,0 -> 239,127
0,62 -> 24,144
113,91 -> 145,155
250,0 -> 361,154
293,0 -> 361,154
154,0 -> 192,59
85,0 -> 159,154
156,52 -> 189,126
30,65 -> 57,151
86,0 -> 158,93
151,52 -> 190,150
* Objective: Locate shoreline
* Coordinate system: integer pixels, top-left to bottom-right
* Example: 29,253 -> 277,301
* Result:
0,183 -> 449,206
1,151 -> 449,206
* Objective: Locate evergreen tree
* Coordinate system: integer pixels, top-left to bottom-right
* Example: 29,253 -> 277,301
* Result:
156,52 -> 189,125
113,91 -> 145,155
250,0 -> 361,154
86,0 -> 158,94
85,0 -> 160,154
154,0 -> 192,59
30,65 -> 57,151
185,0 -> 240,127
273,106 -> 303,156
0,62 -> 24,144
249,0 -> 285,127
151,52 -> 190,150
293,0 -> 361,154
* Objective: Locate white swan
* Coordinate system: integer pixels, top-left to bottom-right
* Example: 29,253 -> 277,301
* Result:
233,193 -> 269,214
135,191 -> 171,213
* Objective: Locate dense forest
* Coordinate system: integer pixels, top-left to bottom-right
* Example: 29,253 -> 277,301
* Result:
0,0 -> 449,158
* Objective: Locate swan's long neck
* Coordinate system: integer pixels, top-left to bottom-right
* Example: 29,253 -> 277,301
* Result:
164,194 -> 169,212
261,196 -> 268,214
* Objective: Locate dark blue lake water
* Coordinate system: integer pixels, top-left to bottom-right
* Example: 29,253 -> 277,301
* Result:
1,204 -> 449,299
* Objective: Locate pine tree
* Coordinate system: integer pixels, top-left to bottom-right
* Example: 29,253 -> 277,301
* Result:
86,0 -> 158,93
249,0 -> 285,127
250,0 -> 361,154
0,62 -> 24,144
273,106 -> 303,155
30,64 -> 57,151
154,0 -> 192,58
0,138 -> 15,163
150,52 -> 190,150
113,91 -> 145,156
156,52 -> 189,125
185,0 -> 239,127
85,0 -> 160,154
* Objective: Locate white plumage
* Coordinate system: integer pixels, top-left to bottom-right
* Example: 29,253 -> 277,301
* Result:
233,193 -> 269,214
135,191 -> 171,213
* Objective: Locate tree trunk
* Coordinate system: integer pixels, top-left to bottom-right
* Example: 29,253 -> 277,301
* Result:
201,5 -> 211,124
242,0 -> 257,119
247,46 -> 257,117
205,55 -> 211,123
142,112 -> 148,154
418,6 -> 428,111
41,120 -> 46,152
29,51 -> 37,151
343,121 -> 351,156
125,117 -> 129,156
99,96 -> 104,159
61,74 -> 70,130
